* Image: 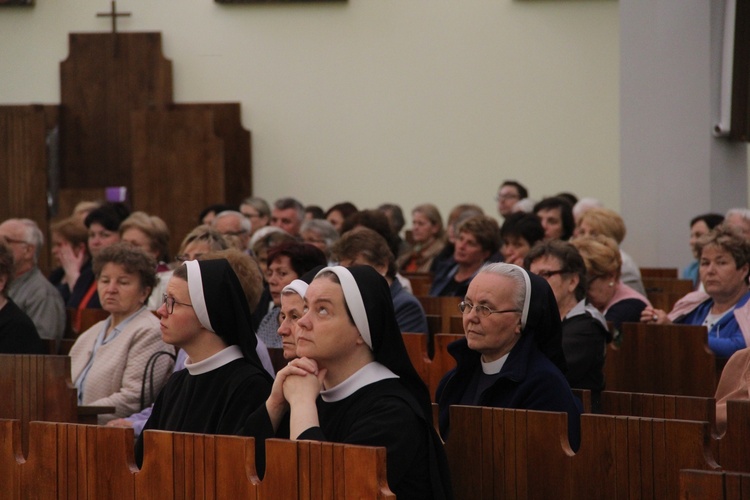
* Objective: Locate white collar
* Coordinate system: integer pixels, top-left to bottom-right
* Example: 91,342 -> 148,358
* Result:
185,345 -> 243,375
320,362 -> 398,402
481,352 -> 510,375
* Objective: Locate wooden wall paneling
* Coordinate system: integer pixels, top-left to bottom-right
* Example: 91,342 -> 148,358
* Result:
131,106 -> 225,258
60,33 -> 173,190
731,0 -> 750,141
180,102 -> 252,208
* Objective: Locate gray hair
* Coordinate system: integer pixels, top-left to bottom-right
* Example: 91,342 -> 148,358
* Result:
274,197 -> 305,222
301,219 -> 339,247
241,196 -> 271,217
15,219 -> 44,263
725,207 -> 750,222
212,210 -> 251,233
477,262 -> 527,314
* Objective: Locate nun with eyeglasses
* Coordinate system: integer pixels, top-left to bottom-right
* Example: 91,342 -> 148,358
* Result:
246,265 -> 452,500
135,258 -> 273,467
435,262 -> 582,450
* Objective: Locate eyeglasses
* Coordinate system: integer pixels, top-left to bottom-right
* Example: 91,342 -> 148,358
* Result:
2,237 -> 31,246
494,194 -> 520,202
221,230 -> 248,237
161,294 -> 193,314
242,212 -> 261,219
536,269 -> 568,279
458,301 -> 520,318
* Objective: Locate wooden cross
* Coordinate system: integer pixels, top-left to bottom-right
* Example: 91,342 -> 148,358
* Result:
97,1 -> 131,35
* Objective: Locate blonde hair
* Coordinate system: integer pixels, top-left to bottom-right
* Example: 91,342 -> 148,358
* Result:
572,235 -> 622,280
578,207 -> 626,244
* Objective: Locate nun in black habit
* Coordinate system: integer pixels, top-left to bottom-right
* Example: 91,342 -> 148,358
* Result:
135,258 -> 273,467
246,265 -> 452,500
435,263 -> 582,450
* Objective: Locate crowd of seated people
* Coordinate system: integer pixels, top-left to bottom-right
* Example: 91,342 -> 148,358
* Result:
6,185 -> 750,498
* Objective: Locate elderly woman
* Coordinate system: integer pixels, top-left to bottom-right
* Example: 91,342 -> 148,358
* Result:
0,240 -> 44,354
397,203 -> 445,273
430,215 -> 500,297
255,242 -> 328,348
500,212 -> 545,265
574,207 -> 646,296
249,266 -> 452,498
119,211 -> 171,271
135,256 -> 274,467
682,213 -> 724,287
642,226 -> 750,358
334,227 -> 429,334
300,219 -> 339,263
525,241 -> 611,407
69,243 -> 174,424
435,263 -> 581,449
573,235 -> 651,332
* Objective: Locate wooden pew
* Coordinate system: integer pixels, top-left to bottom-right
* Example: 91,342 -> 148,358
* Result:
640,267 -> 679,279
418,296 -> 462,336
0,420 -> 395,499
642,277 -> 694,312
714,400 -> 750,473
604,322 -> 717,397
599,390 -> 716,427
444,405 -> 720,499
680,469 -> 750,499
402,272 -> 433,297
65,307 -> 110,338
0,354 -> 113,455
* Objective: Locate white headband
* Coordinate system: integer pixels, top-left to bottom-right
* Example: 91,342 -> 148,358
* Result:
315,266 -> 372,349
184,260 -> 214,332
282,279 -> 309,298
511,264 -> 532,329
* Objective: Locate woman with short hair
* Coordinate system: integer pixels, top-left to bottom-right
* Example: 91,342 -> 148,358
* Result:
69,243 -> 174,423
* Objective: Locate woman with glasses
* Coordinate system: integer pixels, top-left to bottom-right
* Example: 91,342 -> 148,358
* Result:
572,235 -> 651,332
135,255 -> 273,467
69,243 -> 174,424
436,262 -> 581,450
525,240 -> 612,409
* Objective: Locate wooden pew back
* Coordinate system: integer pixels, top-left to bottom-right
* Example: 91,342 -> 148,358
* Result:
599,390 -> 716,427
0,421 -> 396,499
680,469 -> 750,499
604,323 -> 717,396
444,405 -> 720,500
0,354 -> 78,454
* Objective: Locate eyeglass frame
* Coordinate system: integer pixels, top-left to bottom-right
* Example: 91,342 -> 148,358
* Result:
161,293 -> 193,314
2,237 -> 32,246
458,301 -> 520,318
535,269 -> 569,280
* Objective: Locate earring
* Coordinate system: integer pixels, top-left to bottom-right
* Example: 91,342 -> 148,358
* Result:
608,281 -> 614,287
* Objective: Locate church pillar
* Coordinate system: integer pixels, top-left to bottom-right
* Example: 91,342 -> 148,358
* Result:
620,0 -> 747,267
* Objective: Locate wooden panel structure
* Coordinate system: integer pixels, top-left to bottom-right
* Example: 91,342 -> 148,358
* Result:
599,390 -> 716,428
0,105 -> 59,271
604,323 -> 717,397
680,470 -> 750,500
640,267 -> 679,279
444,405 -> 720,500
0,421 -> 395,499
0,355 -> 78,455
60,32 -> 173,190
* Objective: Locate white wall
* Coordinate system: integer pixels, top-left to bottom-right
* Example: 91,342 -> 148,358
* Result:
0,0 -> 620,236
